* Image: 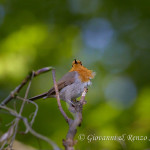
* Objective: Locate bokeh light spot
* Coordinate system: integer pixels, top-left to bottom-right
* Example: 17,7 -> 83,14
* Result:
82,18 -> 114,49
100,42 -> 132,73
104,76 -> 137,109
68,0 -> 100,14
0,5 -> 5,25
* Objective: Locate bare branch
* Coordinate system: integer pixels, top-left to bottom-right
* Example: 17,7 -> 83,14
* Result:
0,67 -> 53,106
19,71 -> 34,116
0,66 -> 89,150
0,105 -> 18,117
63,88 -> 87,150
16,96 -> 38,133
0,105 -> 60,150
52,69 -> 71,124
0,67 -> 61,150
0,140 -> 7,150
9,71 -> 34,148
23,118 -> 60,150
51,69 -> 88,150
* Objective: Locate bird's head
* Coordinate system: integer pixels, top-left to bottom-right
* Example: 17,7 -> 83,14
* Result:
72,59 -> 82,67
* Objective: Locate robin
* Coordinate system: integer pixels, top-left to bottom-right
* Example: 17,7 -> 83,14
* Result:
29,59 -> 95,105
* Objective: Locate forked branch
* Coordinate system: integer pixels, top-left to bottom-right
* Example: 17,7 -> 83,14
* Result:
52,69 -> 87,150
0,67 -> 88,150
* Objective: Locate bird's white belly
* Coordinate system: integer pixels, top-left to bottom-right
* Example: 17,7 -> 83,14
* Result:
59,80 -> 91,101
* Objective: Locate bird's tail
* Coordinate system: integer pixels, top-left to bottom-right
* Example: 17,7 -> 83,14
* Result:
29,92 -> 48,101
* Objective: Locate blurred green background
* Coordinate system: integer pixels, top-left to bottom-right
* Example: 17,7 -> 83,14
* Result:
0,0 -> 150,149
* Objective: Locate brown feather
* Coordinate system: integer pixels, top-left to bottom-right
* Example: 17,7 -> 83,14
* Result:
47,71 -> 76,96
29,71 -> 76,101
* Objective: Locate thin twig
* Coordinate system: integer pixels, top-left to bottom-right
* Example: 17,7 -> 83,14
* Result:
0,140 -> 7,150
16,96 -> 38,133
0,66 -> 88,150
52,69 -> 71,124
23,118 -> 60,150
0,66 -> 60,150
5,119 -> 15,127
20,71 -> 34,115
9,71 -> 34,148
0,105 -> 60,150
0,105 -> 18,117
0,67 -> 53,106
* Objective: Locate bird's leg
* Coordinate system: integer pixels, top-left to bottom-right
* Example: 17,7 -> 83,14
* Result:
67,99 -> 75,107
67,99 -> 78,113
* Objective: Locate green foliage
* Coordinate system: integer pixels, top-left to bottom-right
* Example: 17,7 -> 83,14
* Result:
0,0 -> 150,149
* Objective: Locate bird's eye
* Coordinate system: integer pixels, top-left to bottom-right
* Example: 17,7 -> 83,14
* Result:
79,60 -> 82,65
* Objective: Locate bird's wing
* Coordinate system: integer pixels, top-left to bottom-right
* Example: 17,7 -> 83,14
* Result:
47,71 -> 77,96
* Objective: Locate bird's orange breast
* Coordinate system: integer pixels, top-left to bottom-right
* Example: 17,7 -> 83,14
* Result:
69,65 -> 95,82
